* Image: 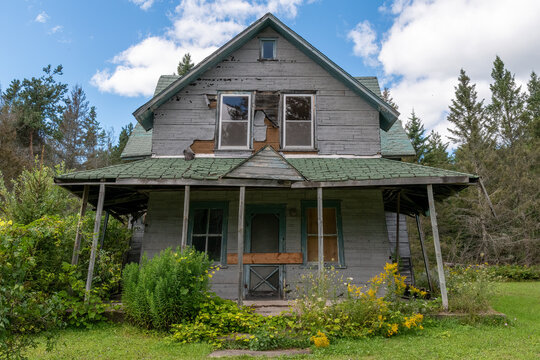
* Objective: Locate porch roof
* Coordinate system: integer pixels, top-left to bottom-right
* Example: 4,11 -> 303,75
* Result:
56,156 -> 475,184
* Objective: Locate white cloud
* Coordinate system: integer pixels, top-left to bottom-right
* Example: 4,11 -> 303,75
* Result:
93,0 -> 311,97
347,21 -> 379,66
35,11 -> 49,23
130,0 -> 156,11
350,0 -> 540,144
49,25 -> 63,34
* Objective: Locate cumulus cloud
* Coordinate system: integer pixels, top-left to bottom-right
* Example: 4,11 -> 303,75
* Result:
49,25 -> 63,34
130,0 -> 156,11
92,0 -> 311,97
350,0 -> 540,143
347,21 -> 379,66
35,11 -> 49,23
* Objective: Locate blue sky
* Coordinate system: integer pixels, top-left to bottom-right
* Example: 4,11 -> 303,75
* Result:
1,0 -> 538,141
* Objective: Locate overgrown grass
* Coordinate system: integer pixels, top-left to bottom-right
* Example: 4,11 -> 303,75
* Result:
27,282 -> 540,359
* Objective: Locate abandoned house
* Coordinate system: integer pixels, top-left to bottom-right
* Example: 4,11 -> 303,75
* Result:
56,13 -> 479,309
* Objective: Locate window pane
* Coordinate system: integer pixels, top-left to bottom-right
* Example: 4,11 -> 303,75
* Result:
221,122 -> 248,147
307,235 -> 318,262
193,209 -> 208,234
323,208 -> 337,234
286,122 -> 311,147
207,236 -> 222,261
208,209 -> 224,234
323,236 -> 338,262
261,40 -> 275,59
306,208 -> 317,234
286,96 -> 311,120
192,236 -> 206,253
221,96 -> 249,120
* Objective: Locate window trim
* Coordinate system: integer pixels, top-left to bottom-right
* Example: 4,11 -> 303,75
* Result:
300,200 -> 345,267
282,93 -> 315,149
259,38 -> 277,60
217,93 -> 252,150
187,201 -> 229,264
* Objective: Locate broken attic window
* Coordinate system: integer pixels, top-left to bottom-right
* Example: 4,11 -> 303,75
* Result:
219,94 -> 251,148
260,39 -> 276,60
283,94 -> 314,148
190,206 -> 225,262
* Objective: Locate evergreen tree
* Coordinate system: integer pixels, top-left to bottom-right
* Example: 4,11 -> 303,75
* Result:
81,106 -> 105,169
382,87 -> 399,110
422,131 -> 450,167
404,110 -> 428,163
177,53 -> 194,76
1,65 -> 68,159
526,71 -> 540,138
109,123 -> 134,164
488,56 -> 529,146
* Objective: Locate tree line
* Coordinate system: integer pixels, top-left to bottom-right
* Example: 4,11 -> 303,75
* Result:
396,56 -> 539,265
0,65 -> 133,183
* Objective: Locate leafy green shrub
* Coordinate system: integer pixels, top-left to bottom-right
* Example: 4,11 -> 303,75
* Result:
487,264 -> 540,281
122,247 -> 213,330
446,265 -> 495,314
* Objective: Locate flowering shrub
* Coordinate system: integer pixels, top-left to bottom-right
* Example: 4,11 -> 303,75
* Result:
122,247 -> 213,330
310,331 -> 330,348
446,265 -> 496,313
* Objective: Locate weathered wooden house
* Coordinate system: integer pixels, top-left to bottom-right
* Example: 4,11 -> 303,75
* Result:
56,13 -> 478,308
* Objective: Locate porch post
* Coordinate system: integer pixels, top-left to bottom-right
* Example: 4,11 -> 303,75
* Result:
427,184 -> 448,310
317,187 -> 324,277
394,191 -> 401,262
181,185 -> 190,250
415,214 -> 433,293
85,183 -> 106,300
98,210 -> 109,250
72,185 -> 89,265
237,186 -> 246,306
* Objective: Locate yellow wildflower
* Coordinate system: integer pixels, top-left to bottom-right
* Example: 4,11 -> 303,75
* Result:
310,331 -> 330,348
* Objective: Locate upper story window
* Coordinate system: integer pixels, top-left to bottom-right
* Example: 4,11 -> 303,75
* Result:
283,94 -> 314,148
218,93 -> 251,149
260,38 -> 276,60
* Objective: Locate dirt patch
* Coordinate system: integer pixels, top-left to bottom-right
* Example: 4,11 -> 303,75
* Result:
208,349 -> 311,358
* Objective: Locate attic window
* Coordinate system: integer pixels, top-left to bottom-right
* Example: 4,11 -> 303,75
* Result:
260,38 -> 276,60
218,93 -> 251,149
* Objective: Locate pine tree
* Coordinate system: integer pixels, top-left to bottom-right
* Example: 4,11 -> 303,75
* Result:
488,56 -> 529,146
422,131 -> 450,167
404,110 -> 428,163
382,87 -> 399,110
109,123 -> 134,164
177,53 -> 195,76
81,106 -> 105,169
526,71 -> 540,138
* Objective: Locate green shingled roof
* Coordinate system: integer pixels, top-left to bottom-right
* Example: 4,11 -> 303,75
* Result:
154,75 -> 180,96
57,157 -> 474,183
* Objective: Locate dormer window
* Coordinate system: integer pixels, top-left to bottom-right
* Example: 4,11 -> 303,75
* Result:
218,93 -> 251,149
260,38 -> 276,60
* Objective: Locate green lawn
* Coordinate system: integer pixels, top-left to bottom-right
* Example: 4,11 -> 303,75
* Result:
28,282 -> 540,359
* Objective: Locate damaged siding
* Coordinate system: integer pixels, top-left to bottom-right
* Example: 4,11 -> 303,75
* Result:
152,27 -> 381,157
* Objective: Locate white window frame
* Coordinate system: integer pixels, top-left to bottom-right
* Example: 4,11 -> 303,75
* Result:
282,93 -> 315,149
218,93 -> 252,150
259,38 -> 277,60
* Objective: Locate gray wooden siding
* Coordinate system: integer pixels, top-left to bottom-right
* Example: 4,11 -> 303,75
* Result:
152,27 -> 381,156
385,212 -> 411,258
142,188 -> 391,299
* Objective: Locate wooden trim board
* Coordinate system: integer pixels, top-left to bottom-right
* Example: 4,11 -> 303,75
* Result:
228,252 -> 302,264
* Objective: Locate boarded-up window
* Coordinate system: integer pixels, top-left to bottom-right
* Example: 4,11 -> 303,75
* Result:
306,207 -> 339,263
283,94 -> 314,148
219,94 -> 251,148
190,203 -> 228,262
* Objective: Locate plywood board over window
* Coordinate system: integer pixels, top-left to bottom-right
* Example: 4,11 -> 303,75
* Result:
301,200 -> 344,266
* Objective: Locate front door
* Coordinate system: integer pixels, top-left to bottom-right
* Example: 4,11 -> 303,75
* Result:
245,205 -> 285,299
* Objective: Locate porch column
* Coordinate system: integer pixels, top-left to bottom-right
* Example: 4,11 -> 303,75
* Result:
394,191 -> 401,262
237,186 -> 246,306
415,214 -> 433,293
427,184 -> 448,310
85,183 -> 106,300
317,187 -> 324,277
180,185 -> 190,250
72,185 -> 89,265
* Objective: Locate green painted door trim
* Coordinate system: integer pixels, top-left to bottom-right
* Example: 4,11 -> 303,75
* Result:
300,200 -> 345,268
187,201 -> 229,265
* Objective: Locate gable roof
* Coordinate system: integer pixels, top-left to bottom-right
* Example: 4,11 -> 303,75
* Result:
224,146 -> 304,181
121,75 -> 415,159
133,13 -> 399,132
